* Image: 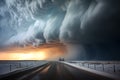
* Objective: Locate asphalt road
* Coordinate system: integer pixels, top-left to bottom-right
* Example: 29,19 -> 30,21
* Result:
0,61 -> 118,80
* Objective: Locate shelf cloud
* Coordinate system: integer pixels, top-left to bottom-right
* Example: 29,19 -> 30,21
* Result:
0,0 -> 120,60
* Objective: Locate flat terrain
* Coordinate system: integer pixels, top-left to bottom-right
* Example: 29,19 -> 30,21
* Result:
0,61 -> 119,80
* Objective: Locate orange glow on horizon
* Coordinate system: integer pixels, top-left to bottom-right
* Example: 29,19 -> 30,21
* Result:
0,52 -> 46,60
0,43 -> 67,60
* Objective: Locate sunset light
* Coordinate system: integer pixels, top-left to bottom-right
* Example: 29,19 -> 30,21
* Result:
0,43 -> 67,60
11,52 -> 46,60
0,52 -> 46,60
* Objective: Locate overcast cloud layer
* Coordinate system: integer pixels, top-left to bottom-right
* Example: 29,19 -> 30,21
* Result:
0,0 -> 120,60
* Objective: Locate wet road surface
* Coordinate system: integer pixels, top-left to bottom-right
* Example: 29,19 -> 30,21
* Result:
0,61 -> 118,80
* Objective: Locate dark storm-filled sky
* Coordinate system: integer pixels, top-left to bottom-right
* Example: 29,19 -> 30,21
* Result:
0,0 -> 120,60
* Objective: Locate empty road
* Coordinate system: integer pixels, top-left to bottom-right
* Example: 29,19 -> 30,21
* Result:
0,61 -> 118,80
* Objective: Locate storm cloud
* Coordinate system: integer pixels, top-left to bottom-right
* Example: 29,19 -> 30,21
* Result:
0,0 -> 120,60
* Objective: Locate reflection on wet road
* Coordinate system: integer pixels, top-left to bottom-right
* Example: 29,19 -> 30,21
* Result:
0,62 -> 118,80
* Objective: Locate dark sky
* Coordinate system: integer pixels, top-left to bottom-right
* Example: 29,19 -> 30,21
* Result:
0,0 -> 120,60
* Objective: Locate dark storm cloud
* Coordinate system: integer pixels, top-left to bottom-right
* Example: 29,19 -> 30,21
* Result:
60,0 -> 120,60
2,0 -> 69,47
0,0 -> 5,7
81,0 -> 120,44
60,0 -> 120,44
60,0 -> 91,43
0,0 -> 120,60
44,11 -> 65,42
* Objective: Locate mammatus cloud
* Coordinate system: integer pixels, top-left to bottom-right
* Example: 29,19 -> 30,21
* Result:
0,0 -> 120,60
